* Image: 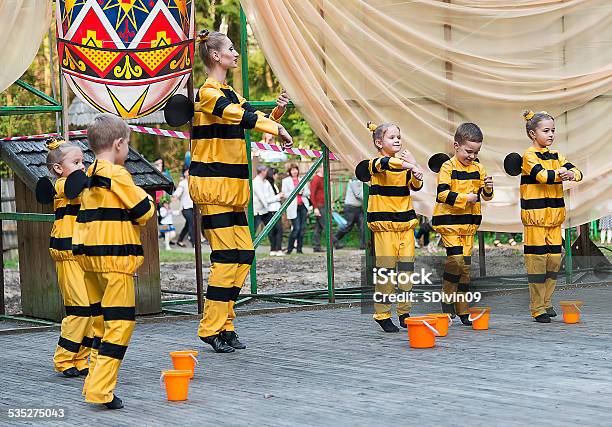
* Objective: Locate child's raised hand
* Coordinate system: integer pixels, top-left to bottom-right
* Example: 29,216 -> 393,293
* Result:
276,89 -> 290,112
466,193 -> 479,204
401,161 -> 415,171
398,149 -> 416,164
278,125 -> 293,149
557,167 -> 573,181
412,167 -> 424,181
484,176 -> 494,190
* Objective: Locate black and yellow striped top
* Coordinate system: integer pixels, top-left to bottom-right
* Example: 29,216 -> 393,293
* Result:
356,156 -> 422,232
520,146 -> 582,227
72,159 -> 155,274
189,77 -> 284,208
432,157 -> 493,236
49,178 -> 80,261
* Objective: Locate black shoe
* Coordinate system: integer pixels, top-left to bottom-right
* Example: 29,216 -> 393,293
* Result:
286,249 -> 293,254
441,302 -> 457,319
219,330 -> 246,349
313,248 -> 324,253
359,246 -> 366,250
546,307 -> 557,318
62,367 -> 80,378
375,318 -> 399,333
200,334 -> 235,353
458,314 -> 472,326
103,395 -> 123,410
296,249 -> 303,254
334,241 -> 345,250
398,313 -> 410,328
78,368 -> 89,377
534,313 -> 551,323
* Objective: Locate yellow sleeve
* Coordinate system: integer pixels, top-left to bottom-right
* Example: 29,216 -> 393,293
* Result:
409,172 -> 423,192
355,157 -> 405,182
112,167 -> 155,226
522,151 -> 558,184
237,92 -> 285,123
480,166 -> 493,201
197,87 -> 279,135
436,161 -> 468,209
558,153 -> 583,182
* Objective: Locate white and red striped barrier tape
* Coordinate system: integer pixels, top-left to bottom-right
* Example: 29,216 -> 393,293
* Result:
2,126 -> 338,160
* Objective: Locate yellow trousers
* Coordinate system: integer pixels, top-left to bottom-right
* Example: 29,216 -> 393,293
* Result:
198,205 -> 254,338
373,230 -> 415,320
53,260 -> 93,372
82,271 -> 135,404
524,225 -> 562,317
440,234 -> 474,316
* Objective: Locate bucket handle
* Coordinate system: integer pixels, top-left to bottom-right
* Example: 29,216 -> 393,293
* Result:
159,372 -> 166,389
422,320 -> 440,337
468,309 -> 486,322
573,304 -> 582,313
190,353 -> 199,366
447,314 -> 453,326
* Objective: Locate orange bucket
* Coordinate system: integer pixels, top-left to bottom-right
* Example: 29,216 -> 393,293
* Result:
559,301 -> 583,324
170,350 -> 199,379
160,370 -> 191,401
468,307 -> 491,330
405,316 -> 439,348
426,313 -> 452,337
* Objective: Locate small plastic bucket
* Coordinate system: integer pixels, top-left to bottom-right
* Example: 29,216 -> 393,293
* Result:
468,307 -> 491,330
406,316 -> 439,348
170,350 -> 199,379
559,301 -> 583,324
426,313 -> 452,337
160,370 -> 191,401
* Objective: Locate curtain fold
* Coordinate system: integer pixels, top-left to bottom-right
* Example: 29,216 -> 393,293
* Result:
242,0 -> 611,231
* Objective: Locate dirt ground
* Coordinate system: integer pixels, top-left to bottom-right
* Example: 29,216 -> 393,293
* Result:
2,245 -> 531,315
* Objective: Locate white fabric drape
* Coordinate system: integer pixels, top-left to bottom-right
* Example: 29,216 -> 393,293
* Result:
242,0 -> 612,231
0,0 -> 53,93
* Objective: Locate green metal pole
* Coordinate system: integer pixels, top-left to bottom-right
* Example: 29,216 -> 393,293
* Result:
565,227 -> 573,284
322,143 -> 335,303
240,6 -> 258,295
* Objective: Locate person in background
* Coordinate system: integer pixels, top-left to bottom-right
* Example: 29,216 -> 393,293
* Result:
281,163 -> 310,254
252,164 -> 270,231
415,215 -> 435,253
264,167 -> 285,256
333,176 -> 365,250
159,195 -> 177,251
310,166 -> 326,252
599,215 -> 611,245
493,232 -> 518,247
172,168 -> 194,247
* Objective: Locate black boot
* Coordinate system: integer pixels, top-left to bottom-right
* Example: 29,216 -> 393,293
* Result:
545,307 -> 557,318
78,368 -> 89,377
398,313 -> 410,328
534,313 -> 551,323
103,395 -> 124,410
62,367 -> 80,378
201,334 -> 235,353
441,302 -> 457,319
375,318 -> 399,333
458,314 -> 472,326
219,330 -> 246,349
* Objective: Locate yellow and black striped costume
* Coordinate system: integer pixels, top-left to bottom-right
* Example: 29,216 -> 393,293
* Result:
189,77 -> 283,338
520,146 -> 582,317
72,159 -> 155,404
50,177 -> 93,373
356,156 -> 422,320
432,157 -> 493,315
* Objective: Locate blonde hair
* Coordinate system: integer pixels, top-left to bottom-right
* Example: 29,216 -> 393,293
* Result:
366,121 -> 400,150
45,138 -> 81,176
87,113 -> 130,153
197,29 -> 230,70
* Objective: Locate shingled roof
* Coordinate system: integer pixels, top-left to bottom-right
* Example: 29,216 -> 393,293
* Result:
1,137 -> 174,193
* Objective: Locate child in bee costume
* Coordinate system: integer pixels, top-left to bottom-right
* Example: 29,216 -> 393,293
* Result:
356,121 -> 424,333
431,123 -> 494,325
68,114 -> 155,409
506,111 -> 583,323
37,138 -> 93,378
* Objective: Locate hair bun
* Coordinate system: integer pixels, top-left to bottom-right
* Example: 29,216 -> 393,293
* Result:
46,138 -> 66,151
522,110 -> 535,121
366,121 -> 378,132
197,29 -> 210,43
539,110 -> 550,116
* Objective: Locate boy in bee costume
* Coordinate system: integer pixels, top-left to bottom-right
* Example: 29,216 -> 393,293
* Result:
39,139 -> 93,378
356,121 -> 423,332
432,123 -> 494,325
69,114 -> 155,409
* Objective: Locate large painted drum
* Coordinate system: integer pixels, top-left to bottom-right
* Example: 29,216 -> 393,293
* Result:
56,0 -> 194,119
